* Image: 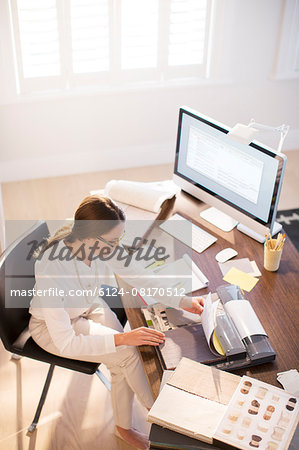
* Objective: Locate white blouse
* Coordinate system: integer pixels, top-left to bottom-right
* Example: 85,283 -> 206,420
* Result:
29,239 -> 184,357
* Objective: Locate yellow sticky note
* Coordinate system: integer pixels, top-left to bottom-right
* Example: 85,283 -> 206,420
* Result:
223,267 -> 259,292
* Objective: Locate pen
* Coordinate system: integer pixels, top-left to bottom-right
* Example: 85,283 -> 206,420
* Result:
145,259 -> 166,270
173,281 -> 185,289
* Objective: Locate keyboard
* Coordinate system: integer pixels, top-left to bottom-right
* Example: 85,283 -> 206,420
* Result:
159,213 -> 217,253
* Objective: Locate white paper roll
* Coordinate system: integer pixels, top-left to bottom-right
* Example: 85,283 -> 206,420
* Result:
182,254 -> 209,286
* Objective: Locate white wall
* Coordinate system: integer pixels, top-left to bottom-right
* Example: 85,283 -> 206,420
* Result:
0,0 -> 298,182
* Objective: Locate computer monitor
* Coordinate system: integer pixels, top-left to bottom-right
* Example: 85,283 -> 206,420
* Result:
173,107 -> 287,241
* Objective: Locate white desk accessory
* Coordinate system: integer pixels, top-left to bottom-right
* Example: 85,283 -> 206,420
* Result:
200,207 -> 238,232
159,214 -> 217,254
215,248 -> 238,263
228,120 -> 289,241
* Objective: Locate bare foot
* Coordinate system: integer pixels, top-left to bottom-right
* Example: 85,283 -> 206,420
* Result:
115,426 -> 149,449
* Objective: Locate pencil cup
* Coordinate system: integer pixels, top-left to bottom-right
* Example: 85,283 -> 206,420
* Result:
264,240 -> 283,272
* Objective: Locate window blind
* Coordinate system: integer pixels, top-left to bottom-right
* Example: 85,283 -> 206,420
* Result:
10,0 -> 211,92
121,0 -> 158,70
168,0 -> 207,66
16,0 -> 60,77
70,0 -> 109,73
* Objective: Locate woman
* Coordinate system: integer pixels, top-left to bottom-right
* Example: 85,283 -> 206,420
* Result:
29,195 -> 204,450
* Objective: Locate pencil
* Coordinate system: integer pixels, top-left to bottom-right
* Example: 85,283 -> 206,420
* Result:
277,234 -> 285,251
264,234 -> 270,249
265,232 -> 273,249
274,233 -> 282,250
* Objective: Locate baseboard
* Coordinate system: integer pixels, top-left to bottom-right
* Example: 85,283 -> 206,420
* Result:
0,143 -> 174,182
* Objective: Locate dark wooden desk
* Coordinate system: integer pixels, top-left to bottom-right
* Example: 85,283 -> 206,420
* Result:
117,191 -> 299,400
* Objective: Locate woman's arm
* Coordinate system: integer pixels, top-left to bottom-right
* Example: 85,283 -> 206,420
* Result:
179,296 -> 204,314
114,327 -> 165,347
37,305 -> 119,356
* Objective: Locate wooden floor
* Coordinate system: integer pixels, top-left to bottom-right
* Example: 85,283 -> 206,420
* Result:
1,150 -> 299,450
2,149 -> 299,221
2,164 -> 174,220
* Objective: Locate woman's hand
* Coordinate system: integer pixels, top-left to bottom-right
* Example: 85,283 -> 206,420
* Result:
179,296 -> 204,315
114,327 -> 165,347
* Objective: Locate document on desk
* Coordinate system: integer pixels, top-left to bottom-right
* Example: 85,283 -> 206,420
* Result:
145,293 -> 227,369
148,383 -> 226,444
148,358 -> 299,449
137,253 -> 208,297
219,258 -> 261,277
131,253 -> 209,308
148,358 -> 238,444
201,293 -> 225,356
214,376 -> 299,450
151,254 -> 208,293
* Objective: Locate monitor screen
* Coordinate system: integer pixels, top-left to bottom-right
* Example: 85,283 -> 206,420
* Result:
173,107 -> 286,235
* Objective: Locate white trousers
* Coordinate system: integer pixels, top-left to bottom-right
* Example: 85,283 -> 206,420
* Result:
29,305 -> 154,429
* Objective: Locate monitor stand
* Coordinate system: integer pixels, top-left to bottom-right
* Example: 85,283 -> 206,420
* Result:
237,221 -> 282,243
200,206 -> 282,242
200,207 -> 238,232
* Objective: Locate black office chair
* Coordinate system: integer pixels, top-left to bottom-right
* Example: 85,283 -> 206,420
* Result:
0,221 -> 111,433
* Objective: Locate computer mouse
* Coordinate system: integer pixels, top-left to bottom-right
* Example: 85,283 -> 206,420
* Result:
215,248 -> 238,263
